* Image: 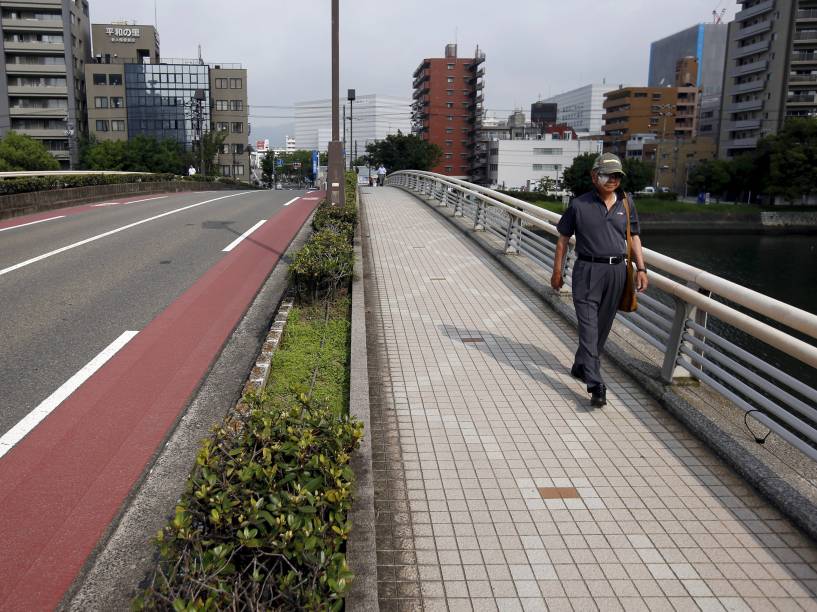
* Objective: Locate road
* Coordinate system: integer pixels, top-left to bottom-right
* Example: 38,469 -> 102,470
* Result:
0,188 -> 321,610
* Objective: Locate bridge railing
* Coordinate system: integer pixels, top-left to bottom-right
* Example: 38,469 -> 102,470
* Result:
387,170 -> 817,463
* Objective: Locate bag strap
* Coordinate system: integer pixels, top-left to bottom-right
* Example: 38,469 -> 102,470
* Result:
621,192 -> 633,266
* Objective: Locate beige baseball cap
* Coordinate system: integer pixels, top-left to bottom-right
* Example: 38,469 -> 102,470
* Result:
592,153 -> 626,175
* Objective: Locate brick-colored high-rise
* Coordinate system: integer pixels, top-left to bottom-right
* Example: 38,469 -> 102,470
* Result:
411,44 -> 484,180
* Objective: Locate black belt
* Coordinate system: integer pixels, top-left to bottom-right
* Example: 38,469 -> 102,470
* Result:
578,254 -> 625,264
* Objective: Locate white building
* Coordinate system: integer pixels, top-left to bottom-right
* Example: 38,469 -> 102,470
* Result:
285,135 -> 296,153
543,84 -> 616,135
488,134 -> 603,191
294,94 -> 411,154
625,133 -> 657,160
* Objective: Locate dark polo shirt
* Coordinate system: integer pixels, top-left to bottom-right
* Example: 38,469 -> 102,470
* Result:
556,190 -> 640,258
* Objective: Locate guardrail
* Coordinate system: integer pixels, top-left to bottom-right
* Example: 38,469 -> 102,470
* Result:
387,170 -> 817,463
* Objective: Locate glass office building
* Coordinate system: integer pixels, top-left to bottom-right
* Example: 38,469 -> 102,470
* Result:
124,63 -> 210,149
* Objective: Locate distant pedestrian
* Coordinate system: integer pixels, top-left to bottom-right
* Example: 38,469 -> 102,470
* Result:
188,165 -> 196,176
550,153 -> 648,408
377,164 -> 387,186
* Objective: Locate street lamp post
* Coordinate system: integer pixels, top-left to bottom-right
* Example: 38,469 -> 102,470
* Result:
326,0 -> 345,205
348,89 -> 355,170
653,103 -> 674,189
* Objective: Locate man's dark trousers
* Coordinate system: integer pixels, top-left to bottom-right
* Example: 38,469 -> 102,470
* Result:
571,260 -> 626,390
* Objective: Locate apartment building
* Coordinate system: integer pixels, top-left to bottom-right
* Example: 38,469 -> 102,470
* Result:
85,22 -> 249,180
411,43 -> 485,180
602,86 -> 699,157
718,0 -> 817,158
0,0 -> 91,168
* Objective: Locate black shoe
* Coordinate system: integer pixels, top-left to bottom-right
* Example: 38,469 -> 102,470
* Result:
590,385 -> 607,407
570,364 -> 585,382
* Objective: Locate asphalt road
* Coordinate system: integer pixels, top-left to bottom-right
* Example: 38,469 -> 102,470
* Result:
0,188 -> 322,609
0,189 -> 304,437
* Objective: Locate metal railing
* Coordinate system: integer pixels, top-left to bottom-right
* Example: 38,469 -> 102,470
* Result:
387,170 -> 817,463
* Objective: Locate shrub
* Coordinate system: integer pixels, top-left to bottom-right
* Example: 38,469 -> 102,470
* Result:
289,230 -> 354,302
312,202 -> 357,235
134,394 -> 362,611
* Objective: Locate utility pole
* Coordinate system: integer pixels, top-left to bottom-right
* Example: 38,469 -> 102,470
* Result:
326,0 -> 345,206
343,103 -> 346,167
193,89 -> 206,175
653,103 -> 674,189
348,89 -> 355,170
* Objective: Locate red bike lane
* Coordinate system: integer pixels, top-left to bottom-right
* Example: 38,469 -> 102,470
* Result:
0,194 -> 321,610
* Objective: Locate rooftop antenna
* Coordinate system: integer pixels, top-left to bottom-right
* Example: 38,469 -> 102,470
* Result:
154,0 -> 158,28
455,26 -> 458,47
198,44 -> 203,64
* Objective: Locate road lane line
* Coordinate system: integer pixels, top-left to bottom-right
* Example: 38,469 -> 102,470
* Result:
0,215 -> 65,233
222,219 -> 267,252
283,197 -> 299,207
0,192 -> 249,278
92,195 -> 169,208
0,331 -> 139,459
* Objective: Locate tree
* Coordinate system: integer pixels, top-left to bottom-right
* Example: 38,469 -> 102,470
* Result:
533,176 -> 556,193
260,151 -> 275,186
364,131 -> 441,171
197,129 -> 228,176
687,159 -> 731,201
0,131 -> 60,170
621,158 -> 653,194
760,118 -> 817,203
561,152 -> 596,196
81,135 -> 188,174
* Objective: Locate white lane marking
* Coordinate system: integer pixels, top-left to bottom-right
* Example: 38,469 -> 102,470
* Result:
222,219 -> 267,252
302,197 -> 320,201
92,195 -> 168,208
0,330 -> 139,459
283,197 -> 299,207
0,192 -> 249,277
0,215 -> 65,233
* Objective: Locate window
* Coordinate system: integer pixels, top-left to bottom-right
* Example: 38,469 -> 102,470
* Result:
446,102 -> 454,108
220,144 -> 230,154
532,147 -> 563,155
634,92 -> 647,98
447,115 -> 454,121
445,140 -> 453,146
232,144 -> 244,154
220,165 -> 232,176
95,119 -> 109,131
93,73 -> 106,85
490,163 -> 498,171
229,100 -> 243,110
215,100 -> 228,110
229,78 -> 242,89
111,120 -> 125,131
447,63 -> 455,70
94,96 -> 108,108
215,78 -> 228,89
110,96 -> 123,108
447,77 -> 455,83
233,164 -> 244,176
445,128 -> 454,133
231,122 -> 243,133
445,166 -> 453,172
444,153 -> 453,159
109,74 -> 122,86
446,90 -> 453,96
216,121 -> 229,131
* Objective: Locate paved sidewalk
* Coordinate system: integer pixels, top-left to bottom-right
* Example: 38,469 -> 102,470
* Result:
361,186 -> 817,612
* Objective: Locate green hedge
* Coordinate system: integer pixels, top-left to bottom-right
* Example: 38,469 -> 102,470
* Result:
496,189 -> 561,203
0,172 -> 253,196
290,229 -> 354,303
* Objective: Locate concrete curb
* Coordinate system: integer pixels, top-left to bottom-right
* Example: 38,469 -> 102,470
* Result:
63,209 -> 316,612
397,186 -> 817,544
346,191 -> 379,610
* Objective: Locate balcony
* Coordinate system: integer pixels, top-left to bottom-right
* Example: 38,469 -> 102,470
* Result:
791,51 -> 817,64
787,94 -> 816,104
412,59 -> 430,79
796,8 -> 817,21
734,20 -> 772,41
6,85 -> 67,96
726,137 -> 759,149
9,106 -> 66,118
411,71 -> 429,90
412,84 -> 429,99
794,30 -> 817,43
732,79 -> 765,94
3,41 -> 63,52
735,0 -> 774,21
729,59 -> 768,77
726,98 -> 764,112
5,63 -> 66,74
734,39 -> 770,59
788,74 -> 817,85
467,68 -> 485,83
1,18 -> 63,32
727,119 -> 762,131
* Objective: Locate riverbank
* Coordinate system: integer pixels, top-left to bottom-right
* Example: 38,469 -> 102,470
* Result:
640,210 -> 817,234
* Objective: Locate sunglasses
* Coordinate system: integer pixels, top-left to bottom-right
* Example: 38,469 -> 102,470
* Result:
598,173 -> 623,180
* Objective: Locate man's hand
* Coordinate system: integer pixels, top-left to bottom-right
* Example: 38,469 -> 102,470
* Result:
636,270 -> 648,292
551,271 -> 564,291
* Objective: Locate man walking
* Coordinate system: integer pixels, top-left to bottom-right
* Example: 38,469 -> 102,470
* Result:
377,164 -> 387,186
550,153 -> 648,407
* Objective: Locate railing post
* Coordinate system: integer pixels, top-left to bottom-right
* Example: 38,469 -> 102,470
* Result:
661,280 -> 709,384
474,195 -> 486,231
504,213 -> 522,254
453,189 -> 463,217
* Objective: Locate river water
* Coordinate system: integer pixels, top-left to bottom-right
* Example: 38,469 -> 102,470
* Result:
645,233 -> 817,388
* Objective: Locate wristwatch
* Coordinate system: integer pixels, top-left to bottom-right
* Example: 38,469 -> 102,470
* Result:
636,268 -> 647,273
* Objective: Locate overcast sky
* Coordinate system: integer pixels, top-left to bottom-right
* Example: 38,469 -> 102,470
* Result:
91,1 -> 737,145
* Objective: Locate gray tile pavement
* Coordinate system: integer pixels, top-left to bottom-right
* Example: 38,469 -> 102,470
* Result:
360,186 -> 817,612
